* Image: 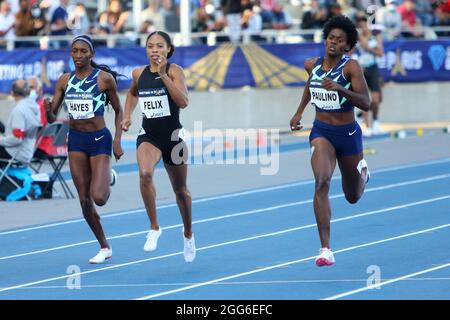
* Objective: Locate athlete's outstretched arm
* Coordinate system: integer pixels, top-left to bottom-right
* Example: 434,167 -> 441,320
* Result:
102,72 -> 123,161
44,74 -> 70,123
290,58 -> 316,131
322,59 -> 371,111
162,64 -> 189,108
121,67 -> 143,131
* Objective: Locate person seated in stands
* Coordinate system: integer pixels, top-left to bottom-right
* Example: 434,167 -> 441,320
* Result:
108,0 -> 130,34
397,0 -> 424,38
0,80 -> 41,166
301,0 -> 328,41
260,0 -> 289,29
14,0 -> 35,48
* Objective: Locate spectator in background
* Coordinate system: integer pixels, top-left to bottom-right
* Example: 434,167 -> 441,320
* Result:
376,0 -> 402,39
30,1 -> 47,36
50,0 -> 69,48
27,76 -> 52,159
192,0 -> 226,43
141,0 -> 165,33
301,0 -> 328,40
397,0 -> 423,38
67,2 -> 90,36
108,0 -> 129,34
14,0 -> 34,47
415,0 -> 434,27
435,0 -> 450,28
353,0 -> 383,13
337,0 -> 358,22
7,0 -> 18,14
221,0 -> 242,44
327,2 -> 343,20
0,80 -> 41,166
242,2 -> 263,40
260,0 -> 288,29
192,4 -> 216,33
94,11 -> 112,35
27,76 -> 45,125
0,0 -> 16,48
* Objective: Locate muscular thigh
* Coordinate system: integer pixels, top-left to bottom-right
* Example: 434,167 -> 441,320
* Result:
137,141 -> 162,173
310,138 -> 337,180
89,154 -> 111,193
69,151 -> 91,198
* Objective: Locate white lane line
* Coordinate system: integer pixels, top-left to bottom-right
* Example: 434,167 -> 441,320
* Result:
1,176 -> 449,261
323,263 -> 450,300
9,277 -> 450,290
1,158 -> 449,236
1,198 -> 448,295
135,224 -> 450,300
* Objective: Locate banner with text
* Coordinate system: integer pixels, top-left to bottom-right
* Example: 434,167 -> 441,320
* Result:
0,40 -> 449,94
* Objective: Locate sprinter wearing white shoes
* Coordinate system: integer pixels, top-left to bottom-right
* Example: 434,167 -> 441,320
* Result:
45,35 -> 124,264
290,16 -> 371,267
121,31 -> 196,263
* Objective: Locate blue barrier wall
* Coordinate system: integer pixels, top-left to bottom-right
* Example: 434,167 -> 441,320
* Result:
0,40 -> 449,94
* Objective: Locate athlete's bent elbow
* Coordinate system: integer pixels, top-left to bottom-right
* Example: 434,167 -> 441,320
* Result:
361,97 -> 371,111
179,99 -> 189,108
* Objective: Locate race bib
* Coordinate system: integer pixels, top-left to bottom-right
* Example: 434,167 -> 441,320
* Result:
310,87 -> 341,111
139,88 -> 171,119
65,92 -> 94,120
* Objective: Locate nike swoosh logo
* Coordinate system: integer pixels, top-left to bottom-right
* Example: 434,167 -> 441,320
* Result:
95,135 -> 105,141
85,79 -> 96,84
330,71 -> 340,76
348,130 -> 357,136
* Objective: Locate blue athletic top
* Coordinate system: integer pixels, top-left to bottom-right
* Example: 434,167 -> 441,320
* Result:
64,68 -> 106,120
309,56 -> 354,113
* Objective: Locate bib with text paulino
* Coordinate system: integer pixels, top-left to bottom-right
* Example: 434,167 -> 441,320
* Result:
65,92 -> 95,120
138,88 -> 171,119
310,87 -> 341,111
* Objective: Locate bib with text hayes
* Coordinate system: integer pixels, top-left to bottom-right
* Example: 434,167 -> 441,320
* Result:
310,87 -> 341,111
65,92 -> 95,120
139,88 -> 171,119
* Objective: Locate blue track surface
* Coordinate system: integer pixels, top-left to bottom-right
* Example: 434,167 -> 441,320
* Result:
0,158 -> 449,300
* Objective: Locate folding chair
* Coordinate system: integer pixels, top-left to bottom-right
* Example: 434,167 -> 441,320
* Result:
0,126 -> 42,201
32,121 -> 74,199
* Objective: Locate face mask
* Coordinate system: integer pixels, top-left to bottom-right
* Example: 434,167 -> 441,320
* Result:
29,89 -> 37,100
31,7 -> 41,17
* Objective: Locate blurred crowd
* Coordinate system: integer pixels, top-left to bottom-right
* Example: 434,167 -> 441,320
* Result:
0,0 -> 449,48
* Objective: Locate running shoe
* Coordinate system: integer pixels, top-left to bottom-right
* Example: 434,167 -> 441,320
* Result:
110,169 -> 117,186
357,158 -> 370,184
183,233 -> 196,263
89,247 -> 112,264
315,248 -> 335,267
144,228 -> 162,252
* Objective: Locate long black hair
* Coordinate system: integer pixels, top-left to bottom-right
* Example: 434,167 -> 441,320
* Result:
322,15 -> 358,52
146,31 -> 175,58
71,35 -> 123,83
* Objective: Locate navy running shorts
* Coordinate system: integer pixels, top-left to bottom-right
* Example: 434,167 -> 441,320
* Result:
68,127 -> 112,157
309,119 -> 363,157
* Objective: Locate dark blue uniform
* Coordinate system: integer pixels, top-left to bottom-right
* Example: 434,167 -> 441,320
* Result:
309,56 -> 363,157
65,68 -> 112,157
